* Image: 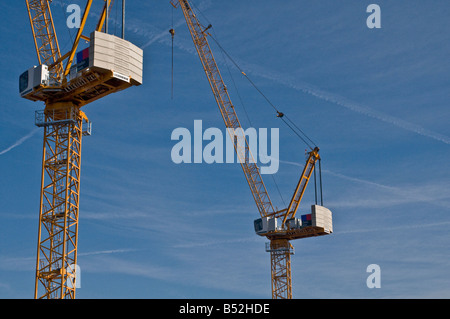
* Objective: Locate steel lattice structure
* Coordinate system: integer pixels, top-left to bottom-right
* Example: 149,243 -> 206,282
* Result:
34,104 -> 89,298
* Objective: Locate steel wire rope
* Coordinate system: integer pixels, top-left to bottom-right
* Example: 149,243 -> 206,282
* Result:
187,2 -> 288,207
207,34 -> 318,151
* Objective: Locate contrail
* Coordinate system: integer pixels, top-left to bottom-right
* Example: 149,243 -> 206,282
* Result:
141,18 -> 186,49
338,221 -> 450,235
122,3 -> 450,145
140,0 -> 212,50
0,128 -> 39,156
273,157 -> 397,191
320,168 -> 398,191
173,237 -> 259,249
263,76 -> 450,145
276,158 -> 450,209
220,55 -> 450,145
78,248 -> 140,257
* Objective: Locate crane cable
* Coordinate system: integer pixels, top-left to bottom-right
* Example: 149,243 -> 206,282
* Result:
174,2 -> 323,206
185,3 -> 289,208
188,1 -> 318,150
214,33 -> 287,208
206,31 -> 322,207
207,33 -> 318,151
169,5 -> 175,99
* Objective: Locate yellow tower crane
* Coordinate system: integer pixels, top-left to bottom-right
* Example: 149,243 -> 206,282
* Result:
21,0 -> 143,299
171,0 -> 333,299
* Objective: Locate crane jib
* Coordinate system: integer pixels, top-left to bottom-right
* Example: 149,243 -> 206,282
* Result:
178,0 -> 276,218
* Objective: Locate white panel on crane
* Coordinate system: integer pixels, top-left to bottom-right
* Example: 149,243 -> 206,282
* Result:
311,205 -> 333,233
89,31 -> 143,85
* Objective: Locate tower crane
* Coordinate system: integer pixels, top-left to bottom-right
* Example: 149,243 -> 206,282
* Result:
21,0 -> 143,299
171,0 -> 333,299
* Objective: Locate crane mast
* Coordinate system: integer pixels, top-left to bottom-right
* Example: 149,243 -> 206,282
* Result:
34,102 -> 89,299
23,0 -> 143,298
172,0 -> 332,299
25,0 -> 90,299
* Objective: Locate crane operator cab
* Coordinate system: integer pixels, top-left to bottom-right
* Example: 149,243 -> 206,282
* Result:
19,65 -> 50,98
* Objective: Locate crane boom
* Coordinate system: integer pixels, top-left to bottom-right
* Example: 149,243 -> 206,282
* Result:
173,0 -> 275,218
25,0 -> 63,82
25,0 -> 119,90
281,147 -> 320,225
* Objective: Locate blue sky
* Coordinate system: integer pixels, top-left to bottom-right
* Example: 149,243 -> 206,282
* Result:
0,0 -> 449,299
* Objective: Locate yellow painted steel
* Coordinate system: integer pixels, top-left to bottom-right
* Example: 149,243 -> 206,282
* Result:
34,103 -> 86,299
26,0 -> 114,89
172,0 -> 275,219
63,0 -> 94,77
282,147 -> 320,225
96,0 -> 113,33
269,240 -> 293,299
25,0 -> 63,82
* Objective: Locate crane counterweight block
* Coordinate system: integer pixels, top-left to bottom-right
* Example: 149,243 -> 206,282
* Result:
254,205 -> 333,240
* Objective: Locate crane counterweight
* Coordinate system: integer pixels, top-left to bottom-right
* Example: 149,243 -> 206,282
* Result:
20,31 -> 143,107
254,205 -> 333,240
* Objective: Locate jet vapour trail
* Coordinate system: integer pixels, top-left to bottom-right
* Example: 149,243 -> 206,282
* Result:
273,158 -> 397,191
337,221 -> 450,235
276,158 -> 450,209
126,3 -> 450,146
262,76 -> 450,145
78,248 -> 140,257
217,54 -> 450,145
140,0 -> 212,49
0,128 -> 40,156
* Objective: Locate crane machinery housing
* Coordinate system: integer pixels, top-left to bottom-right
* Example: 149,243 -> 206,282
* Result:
21,0 -> 143,299
171,0 -> 333,299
